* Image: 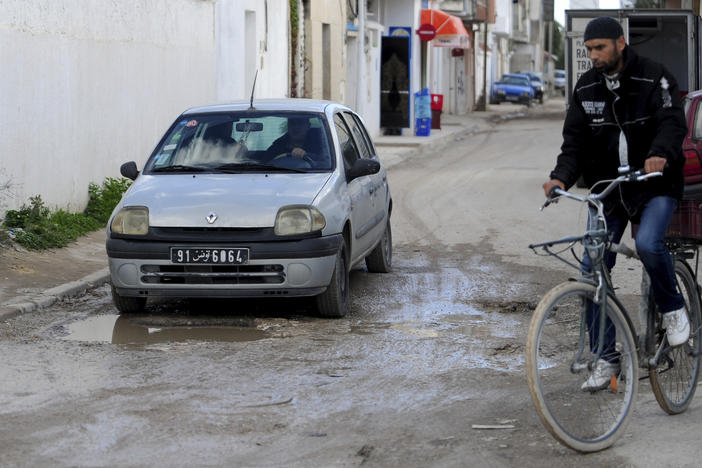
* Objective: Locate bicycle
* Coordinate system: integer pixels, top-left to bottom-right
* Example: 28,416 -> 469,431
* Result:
525,168 -> 702,452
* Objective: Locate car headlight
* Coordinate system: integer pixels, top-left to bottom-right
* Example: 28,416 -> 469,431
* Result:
497,89 -> 506,95
111,206 -> 149,235
521,92 -> 530,96
274,205 -> 326,235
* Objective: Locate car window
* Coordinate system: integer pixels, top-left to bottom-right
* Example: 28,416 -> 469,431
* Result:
342,112 -> 373,159
501,75 -> 529,86
144,112 -> 333,172
349,113 -> 377,158
694,103 -> 702,140
334,113 -> 361,171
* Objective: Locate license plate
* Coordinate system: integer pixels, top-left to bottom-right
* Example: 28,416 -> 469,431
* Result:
506,95 -> 519,101
170,247 -> 249,264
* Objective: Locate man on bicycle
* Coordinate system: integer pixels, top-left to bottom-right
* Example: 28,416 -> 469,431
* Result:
542,16 -> 690,390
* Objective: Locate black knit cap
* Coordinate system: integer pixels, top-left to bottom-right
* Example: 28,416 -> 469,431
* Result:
583,16 -> 624,42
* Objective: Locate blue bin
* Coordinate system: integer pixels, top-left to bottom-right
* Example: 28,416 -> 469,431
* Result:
415,117 -> 431,136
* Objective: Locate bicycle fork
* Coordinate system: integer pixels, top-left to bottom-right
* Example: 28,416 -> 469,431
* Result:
571,271 -> 609,374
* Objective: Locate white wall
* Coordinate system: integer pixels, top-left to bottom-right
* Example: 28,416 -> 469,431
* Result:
215,0 -> 290,101
0,0 -> 217,214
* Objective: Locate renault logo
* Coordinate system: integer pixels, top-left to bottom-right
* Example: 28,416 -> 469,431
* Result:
206,212 -> 217,224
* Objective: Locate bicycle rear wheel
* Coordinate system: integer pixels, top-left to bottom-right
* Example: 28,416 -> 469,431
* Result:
526,281 -> 639,452
649,259 -> 702,414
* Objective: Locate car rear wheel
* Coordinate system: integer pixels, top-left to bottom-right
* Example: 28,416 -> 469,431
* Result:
316,240 -> 349,318
111,283 -> 146,314
365,220 -> 392,273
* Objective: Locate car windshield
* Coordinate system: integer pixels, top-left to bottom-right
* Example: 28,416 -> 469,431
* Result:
144,111 -> 334,173
501,76 -> 529,86
555,70 -> 565,78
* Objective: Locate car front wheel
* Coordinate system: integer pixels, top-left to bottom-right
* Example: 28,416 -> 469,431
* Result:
365,220 -> 392,273
316,239 -> 349,318
111,283 -> 146,314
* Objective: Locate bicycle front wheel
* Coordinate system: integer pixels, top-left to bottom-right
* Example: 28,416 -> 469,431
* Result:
526,281 -> 639,452
649,259 -> 702,414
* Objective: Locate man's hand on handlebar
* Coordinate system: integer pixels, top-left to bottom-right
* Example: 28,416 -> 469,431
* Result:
644,156 -> 667,174
542,179 -> 565,198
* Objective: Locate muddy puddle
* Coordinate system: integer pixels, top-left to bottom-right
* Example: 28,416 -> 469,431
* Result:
60,315 -> 269,345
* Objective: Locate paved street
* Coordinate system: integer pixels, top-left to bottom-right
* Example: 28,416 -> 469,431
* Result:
2,99 -> 701,467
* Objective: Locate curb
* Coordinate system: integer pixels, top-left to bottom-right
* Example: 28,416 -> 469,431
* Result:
0,268 -> 111,321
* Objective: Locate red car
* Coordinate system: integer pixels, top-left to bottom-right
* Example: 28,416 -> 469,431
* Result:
663,90 -> 702,239
683,90 -> 702,189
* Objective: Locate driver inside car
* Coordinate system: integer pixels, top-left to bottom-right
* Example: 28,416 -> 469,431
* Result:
266,117 -> 322,163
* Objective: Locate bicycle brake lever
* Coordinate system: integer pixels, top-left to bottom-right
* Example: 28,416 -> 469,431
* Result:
540,186 -> 561,211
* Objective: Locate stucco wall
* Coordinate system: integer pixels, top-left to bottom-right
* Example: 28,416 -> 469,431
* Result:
0,0 -> 217,214
303,0 -> 347,101
215,0 -> 289,101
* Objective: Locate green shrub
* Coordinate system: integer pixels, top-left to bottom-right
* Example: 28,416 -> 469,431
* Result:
84,177 -> 132,224
2,177 -> 131,250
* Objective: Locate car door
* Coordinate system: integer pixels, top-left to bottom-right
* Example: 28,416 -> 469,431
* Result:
342,111 -> 389,247
333,113 -> 375,261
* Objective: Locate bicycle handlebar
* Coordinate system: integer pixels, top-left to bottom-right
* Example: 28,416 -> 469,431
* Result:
541,169 -> 662,211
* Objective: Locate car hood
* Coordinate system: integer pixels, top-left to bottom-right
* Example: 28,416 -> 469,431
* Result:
121,173 -> 332,227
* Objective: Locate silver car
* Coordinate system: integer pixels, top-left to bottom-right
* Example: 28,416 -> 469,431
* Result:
107,99 -> 392,317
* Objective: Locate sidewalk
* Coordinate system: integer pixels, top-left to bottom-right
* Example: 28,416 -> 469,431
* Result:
0,102 -> 531,320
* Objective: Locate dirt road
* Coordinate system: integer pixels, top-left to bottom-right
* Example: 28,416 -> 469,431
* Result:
1,99 -> 700,466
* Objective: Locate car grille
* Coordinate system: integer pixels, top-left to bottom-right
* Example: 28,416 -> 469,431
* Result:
140,264 -> 285,285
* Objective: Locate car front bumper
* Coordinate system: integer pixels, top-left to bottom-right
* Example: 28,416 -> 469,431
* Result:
107,233 -> 342,298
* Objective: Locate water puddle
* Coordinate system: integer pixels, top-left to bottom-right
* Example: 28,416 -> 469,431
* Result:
60,315 -> 268,345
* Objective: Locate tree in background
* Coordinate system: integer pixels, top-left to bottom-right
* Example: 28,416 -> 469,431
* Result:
554,21 -> 565,69
546,21 -> 566,69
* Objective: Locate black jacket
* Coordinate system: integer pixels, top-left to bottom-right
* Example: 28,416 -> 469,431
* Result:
550,46 -> 687,217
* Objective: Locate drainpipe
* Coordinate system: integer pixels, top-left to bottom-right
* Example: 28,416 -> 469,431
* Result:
356,0 -> 366,114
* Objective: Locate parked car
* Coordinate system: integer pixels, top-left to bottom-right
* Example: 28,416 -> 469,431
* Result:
107,99 -> 393,318
683,89 -> 702,194
520,71 -> 545,104
489,74 -> 534,106
554,69 -> 566,96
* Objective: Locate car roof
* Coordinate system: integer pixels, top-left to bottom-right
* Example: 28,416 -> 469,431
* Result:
684,89 -> 702,101
183,98 -> 351,115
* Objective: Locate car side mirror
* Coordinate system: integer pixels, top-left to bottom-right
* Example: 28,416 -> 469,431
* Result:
120,161 -> 139,181
347,158 -> 380,181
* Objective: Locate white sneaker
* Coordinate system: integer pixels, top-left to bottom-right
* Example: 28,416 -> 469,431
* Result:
581,359 -> 620,392
662,307 -> 690,347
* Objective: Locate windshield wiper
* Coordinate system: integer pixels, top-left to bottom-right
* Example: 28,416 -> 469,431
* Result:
151,165 -> 206,173
213,162 -> 307,173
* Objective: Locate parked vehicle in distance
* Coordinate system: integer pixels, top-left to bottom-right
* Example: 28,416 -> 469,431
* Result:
554,69 -> 566,96
520,71 -> 545,104
106,99 -> 393,318
489,73 -> 534,106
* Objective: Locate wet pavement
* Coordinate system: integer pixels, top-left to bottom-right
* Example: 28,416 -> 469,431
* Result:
3,99 -> 698,466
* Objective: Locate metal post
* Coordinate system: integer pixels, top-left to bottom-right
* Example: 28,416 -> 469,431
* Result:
477,21 -> 488,111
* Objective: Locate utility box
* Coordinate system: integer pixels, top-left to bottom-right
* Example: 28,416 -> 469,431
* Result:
565,9 -> 701,105
430,94 -> 443,129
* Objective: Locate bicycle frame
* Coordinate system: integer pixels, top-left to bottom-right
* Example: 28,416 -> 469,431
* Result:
531,169 -> 663,371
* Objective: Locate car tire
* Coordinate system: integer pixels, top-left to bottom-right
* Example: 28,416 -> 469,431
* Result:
365,219 -> 392,273
316,239 -> 349,318
111,283 -> 146,314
